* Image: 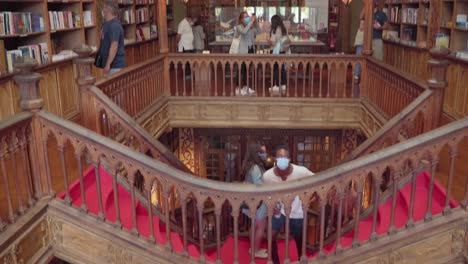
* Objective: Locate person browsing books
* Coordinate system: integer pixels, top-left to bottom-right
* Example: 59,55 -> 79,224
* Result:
100,0 -> 126,76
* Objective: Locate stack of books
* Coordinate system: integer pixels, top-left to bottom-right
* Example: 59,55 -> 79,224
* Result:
0,12 -> 45,36
2,42 -> 49,73
135,7 -> 148,23
119,8 -> 135,24
401,8 -> 418,24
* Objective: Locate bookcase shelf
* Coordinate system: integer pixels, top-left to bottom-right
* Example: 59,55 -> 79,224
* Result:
384,0 -> 432,49
437,0 -> 468,54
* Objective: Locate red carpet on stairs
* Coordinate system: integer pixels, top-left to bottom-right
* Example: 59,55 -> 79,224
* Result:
59,167 -> 457,263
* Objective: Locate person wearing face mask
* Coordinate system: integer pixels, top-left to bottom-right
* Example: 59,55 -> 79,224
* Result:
234,11 -> 260,96
262,145 -> 314,264
97,0 -> 126,76
241,143 -> 268,258
177,15 -> 197,79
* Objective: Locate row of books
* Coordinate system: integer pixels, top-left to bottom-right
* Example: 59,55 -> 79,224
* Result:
83,10 -> 94,27
135,8 -> 149,23
117,0 -> 133,4
401,8 -> 418,24
2,42 -> 49,73
119,9 -> 135,24
388,6 -> 401,23
0,12 -> 45,36
48,11 -> 80,31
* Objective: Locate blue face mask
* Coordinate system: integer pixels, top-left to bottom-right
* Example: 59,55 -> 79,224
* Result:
244,17 -> 251,24
276,157 -> 290,170
258,152 -> 267,161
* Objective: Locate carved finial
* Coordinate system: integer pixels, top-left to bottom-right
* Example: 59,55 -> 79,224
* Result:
12,57 -> 43,112
73,44 -> 93,58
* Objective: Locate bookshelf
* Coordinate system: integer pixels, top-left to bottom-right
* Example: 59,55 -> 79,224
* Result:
0,0 -> 158,74
439,0 -> 468,60
384,0 -> 432,49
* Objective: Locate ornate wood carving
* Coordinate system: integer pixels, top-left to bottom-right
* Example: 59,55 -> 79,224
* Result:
106,244 -> 133,264
41,215 -> 63,248
179,128 -> 195,172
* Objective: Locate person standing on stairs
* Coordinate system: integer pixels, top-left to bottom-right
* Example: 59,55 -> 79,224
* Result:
235,11 -> 259,96
262,145 -> 315,264
241,143 -> 269,259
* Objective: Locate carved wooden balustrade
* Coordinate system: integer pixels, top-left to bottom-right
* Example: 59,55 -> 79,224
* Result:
11,110 -> 466,264
167,54 -> 362,99
363,57 -> 427,119
94,54 -> 166,119
348,48 -> 450,163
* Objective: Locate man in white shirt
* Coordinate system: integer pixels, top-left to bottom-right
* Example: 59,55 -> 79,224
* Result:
263,145 -> 314,264
176,15 -> 197,79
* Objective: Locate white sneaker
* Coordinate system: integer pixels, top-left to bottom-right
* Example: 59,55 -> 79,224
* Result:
249,248 -> 268,258
243,86 -> 256,95
235,87 -> 247,96
280,85 -> 286,95
269,85 -> 280,96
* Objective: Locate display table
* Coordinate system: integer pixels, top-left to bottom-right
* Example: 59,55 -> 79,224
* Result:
208,40 -> 327,54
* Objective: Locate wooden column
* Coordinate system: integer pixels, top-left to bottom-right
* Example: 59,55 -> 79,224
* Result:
73,45 -> 99,132
426,46 -> 450,130
362,0 -> 373,56
157,0 -> 169,54
12,58 -> 50,197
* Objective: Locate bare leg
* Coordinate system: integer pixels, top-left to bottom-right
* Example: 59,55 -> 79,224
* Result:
254,217 -> 267,251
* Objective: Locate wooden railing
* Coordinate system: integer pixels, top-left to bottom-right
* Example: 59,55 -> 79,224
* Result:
32,110 -> 468,264
94,55 -> 166,119
363,57 -> 427,119
167,54 -> 362,99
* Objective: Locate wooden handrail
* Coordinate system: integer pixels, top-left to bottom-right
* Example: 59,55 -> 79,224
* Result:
88,85 -> 191,173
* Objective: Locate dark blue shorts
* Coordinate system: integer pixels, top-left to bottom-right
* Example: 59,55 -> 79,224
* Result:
272,214 -> 285,231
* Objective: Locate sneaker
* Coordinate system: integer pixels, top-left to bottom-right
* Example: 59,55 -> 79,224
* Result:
235,87 -> 247,96
243,86 -> 256,95
249,248 -> 268,258
269,85 -> 280,96
280,85 -> 286,95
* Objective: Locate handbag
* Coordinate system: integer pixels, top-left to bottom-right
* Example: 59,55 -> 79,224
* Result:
94,45 -> 105,68
280,35 -> 291,52
229,28 -> 240,54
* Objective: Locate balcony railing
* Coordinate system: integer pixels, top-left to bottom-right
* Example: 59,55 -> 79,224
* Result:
1,48 -> 464,264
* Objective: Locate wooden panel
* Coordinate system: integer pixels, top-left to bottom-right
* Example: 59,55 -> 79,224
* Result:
38,68 -> 61,116
444,61 -> 468,119
56,63 -> 80,120
454,66 -> 468,118
0,80 -> 15,120
383,41 -> 429,80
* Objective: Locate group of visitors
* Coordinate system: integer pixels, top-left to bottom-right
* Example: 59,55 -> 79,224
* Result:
233,12 -> 291,96
242,143 -> 314,263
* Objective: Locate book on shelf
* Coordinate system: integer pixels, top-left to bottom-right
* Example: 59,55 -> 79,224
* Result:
135,8 -> 148,23
51,50 -> 77,62
389,6 -> 399,22
117,0 -> 133,4
135,0 -> 148,4
0,12 -> 45,36
48,11 -> 79,31
6,50 -> 22,73
136,25 -> 150,41
119,8 -> 135,24
435,33 -> 450,49
401,8 -> 417,24
83,10 -> 94,26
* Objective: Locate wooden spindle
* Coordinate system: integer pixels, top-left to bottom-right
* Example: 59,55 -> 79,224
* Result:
58,144 -> 71,205
300,200 -> 308,263
75,152 -> 87,212
197,201 -> 205,262
147,186 -> 155,242
0,149 -> 15,223
232,206 -> 240,264
181,196 -> 188,256
215,202 -> 222,264
370,178 -> 381,241
388,171 -> 398,235
42,139 -> 54,195
112,171 -> 121,227
444,150 -> 457,214
352,184 -> 363,248
19,133 -> 34,207
94,165 -> 105,221
8,140 -> 24,215
406,170 -> 417,228
283,205 -> 291,263
249,204 -> 257,264
425,159 -> 438,221
164,192 -> 172,249
318,199 -> 326,258
335,192 -> 344,254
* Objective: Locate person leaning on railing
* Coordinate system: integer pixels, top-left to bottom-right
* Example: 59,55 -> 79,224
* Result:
241,142 -> 269,259
262,145 -> 315,264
